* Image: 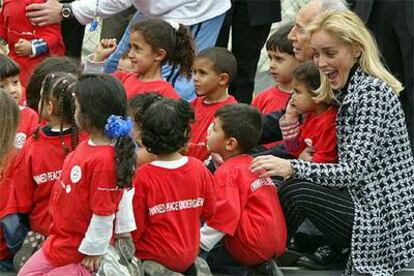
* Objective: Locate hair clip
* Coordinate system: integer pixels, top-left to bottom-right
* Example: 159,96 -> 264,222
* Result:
104,115 -> 133,139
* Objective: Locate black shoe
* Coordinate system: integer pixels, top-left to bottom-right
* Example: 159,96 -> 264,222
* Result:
296,245 -> 349,270
277,233 -> 325,266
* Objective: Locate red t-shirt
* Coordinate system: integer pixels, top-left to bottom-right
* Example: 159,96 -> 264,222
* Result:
0,0 -> 65,86
132,157 -> 216,272
13,130 -> 88,236
251,86 -> 291,114
252,86 -> 291,149
43,141 -> 123,266
207,155 -> 287,266
0,151 -> 19,261
187,96 -> 237,161
289,107 -> 338,163
113,71 -> 180,100
15,107 -> 38,150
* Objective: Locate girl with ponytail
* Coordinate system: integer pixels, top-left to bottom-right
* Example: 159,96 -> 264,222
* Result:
86,19 -> 195,101
20,74 -> 137,275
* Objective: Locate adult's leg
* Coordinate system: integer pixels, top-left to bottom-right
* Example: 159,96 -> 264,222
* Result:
164,13 -> 226,101
228,1 -> 272,104
278,180 -> 354,248
100,6 -> 137,41
60,0 -> 85,59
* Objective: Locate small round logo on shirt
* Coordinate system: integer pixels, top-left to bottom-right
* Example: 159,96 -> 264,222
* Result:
14,133 -> 27,149
70,165 -> 82,183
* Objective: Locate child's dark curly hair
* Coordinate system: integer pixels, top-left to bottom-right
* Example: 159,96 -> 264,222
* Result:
141,98 -> 194,155
128,92 -> 164,130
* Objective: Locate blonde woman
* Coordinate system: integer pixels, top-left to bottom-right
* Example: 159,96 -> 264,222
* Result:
251,10 -> 414,275
0,91 -> 19,169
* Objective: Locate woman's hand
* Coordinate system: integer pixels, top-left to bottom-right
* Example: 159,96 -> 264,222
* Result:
25,0 -> 63,26
81,255 -> 102,272
251,155 -> 294,179
94,39 -> 117,62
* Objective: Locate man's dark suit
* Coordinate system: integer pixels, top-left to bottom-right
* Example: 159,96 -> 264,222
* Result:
216,0 -> 281,104
352,0 -> 414,153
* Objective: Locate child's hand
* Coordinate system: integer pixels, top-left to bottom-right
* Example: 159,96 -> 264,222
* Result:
285,99 -> 300,120
81,255 -> 102,272
299,139 -> 314,161
93,38 -> 117,62
14,39 -> 32,56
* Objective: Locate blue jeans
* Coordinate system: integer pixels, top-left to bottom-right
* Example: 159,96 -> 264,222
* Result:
104,12 -> 226,101
0,214 -> 28,254
204,242 -> 248,276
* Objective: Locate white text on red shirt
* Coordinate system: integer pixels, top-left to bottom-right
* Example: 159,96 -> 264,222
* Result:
149,198 -> 204,216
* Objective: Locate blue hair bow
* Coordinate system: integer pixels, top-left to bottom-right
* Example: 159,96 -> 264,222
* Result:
104,115 -> 133,139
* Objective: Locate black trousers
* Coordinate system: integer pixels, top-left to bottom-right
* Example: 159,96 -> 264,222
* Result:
61,15 -> 85,58
216,0 -> 272,104
278,180 -> 354,248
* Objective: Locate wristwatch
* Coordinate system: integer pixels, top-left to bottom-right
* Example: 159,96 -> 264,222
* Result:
60,3 -> 73,19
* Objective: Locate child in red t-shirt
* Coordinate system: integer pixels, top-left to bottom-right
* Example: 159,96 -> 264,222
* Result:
20,74 -> 137,275
128,93 -> 164,166
279,61 -> 338,163
187,47 -> 238,161
0,55 -> 38,271
85,19 -> 195,100
11,72 -> 88,271
0,55 -> 38,149
0,0 -> 65,87
251,24 -> 299,149
200,104 -> 287,274
132,98 -> 216,273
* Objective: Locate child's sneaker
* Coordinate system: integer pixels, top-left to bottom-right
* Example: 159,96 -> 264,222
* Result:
13,231 -> 45,273
191,257 -> 213,276
96,245 -> 135,276
142,260 -> 182,276
114,236 -> 142,275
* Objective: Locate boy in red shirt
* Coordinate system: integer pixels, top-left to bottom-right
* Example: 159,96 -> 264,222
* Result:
132,98 -> 216,273
0,0 -> 65,87
251,24 -> 299,149
0,55 -> 37,271
0,55 -> 38,150
187,47 -> 238,161
200,103 -> 287,274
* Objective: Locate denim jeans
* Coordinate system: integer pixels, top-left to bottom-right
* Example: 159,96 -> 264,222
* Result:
103,12 -> 226,101
0,214 -> 28,253
204,242 -> 248,276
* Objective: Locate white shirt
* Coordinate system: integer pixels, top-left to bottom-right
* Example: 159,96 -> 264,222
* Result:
72,0 -> 231,26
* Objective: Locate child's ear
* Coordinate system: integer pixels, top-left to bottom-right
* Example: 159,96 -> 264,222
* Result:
45,100 -> 55,116
225,137 -> 239,152
155,48 -> 167,62
219,73 -> 230,87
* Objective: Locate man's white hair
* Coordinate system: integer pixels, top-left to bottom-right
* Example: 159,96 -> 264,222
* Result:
320,0 -> 349,12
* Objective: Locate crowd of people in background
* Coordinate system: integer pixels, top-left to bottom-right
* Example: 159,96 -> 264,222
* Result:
0,0 -> 413,275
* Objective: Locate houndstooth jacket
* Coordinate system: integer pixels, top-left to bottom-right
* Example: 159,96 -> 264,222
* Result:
291,67 -> 414,275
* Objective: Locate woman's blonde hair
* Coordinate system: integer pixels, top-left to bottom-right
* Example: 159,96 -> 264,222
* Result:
0,90 -> 19,167
306,10 -> 403,102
